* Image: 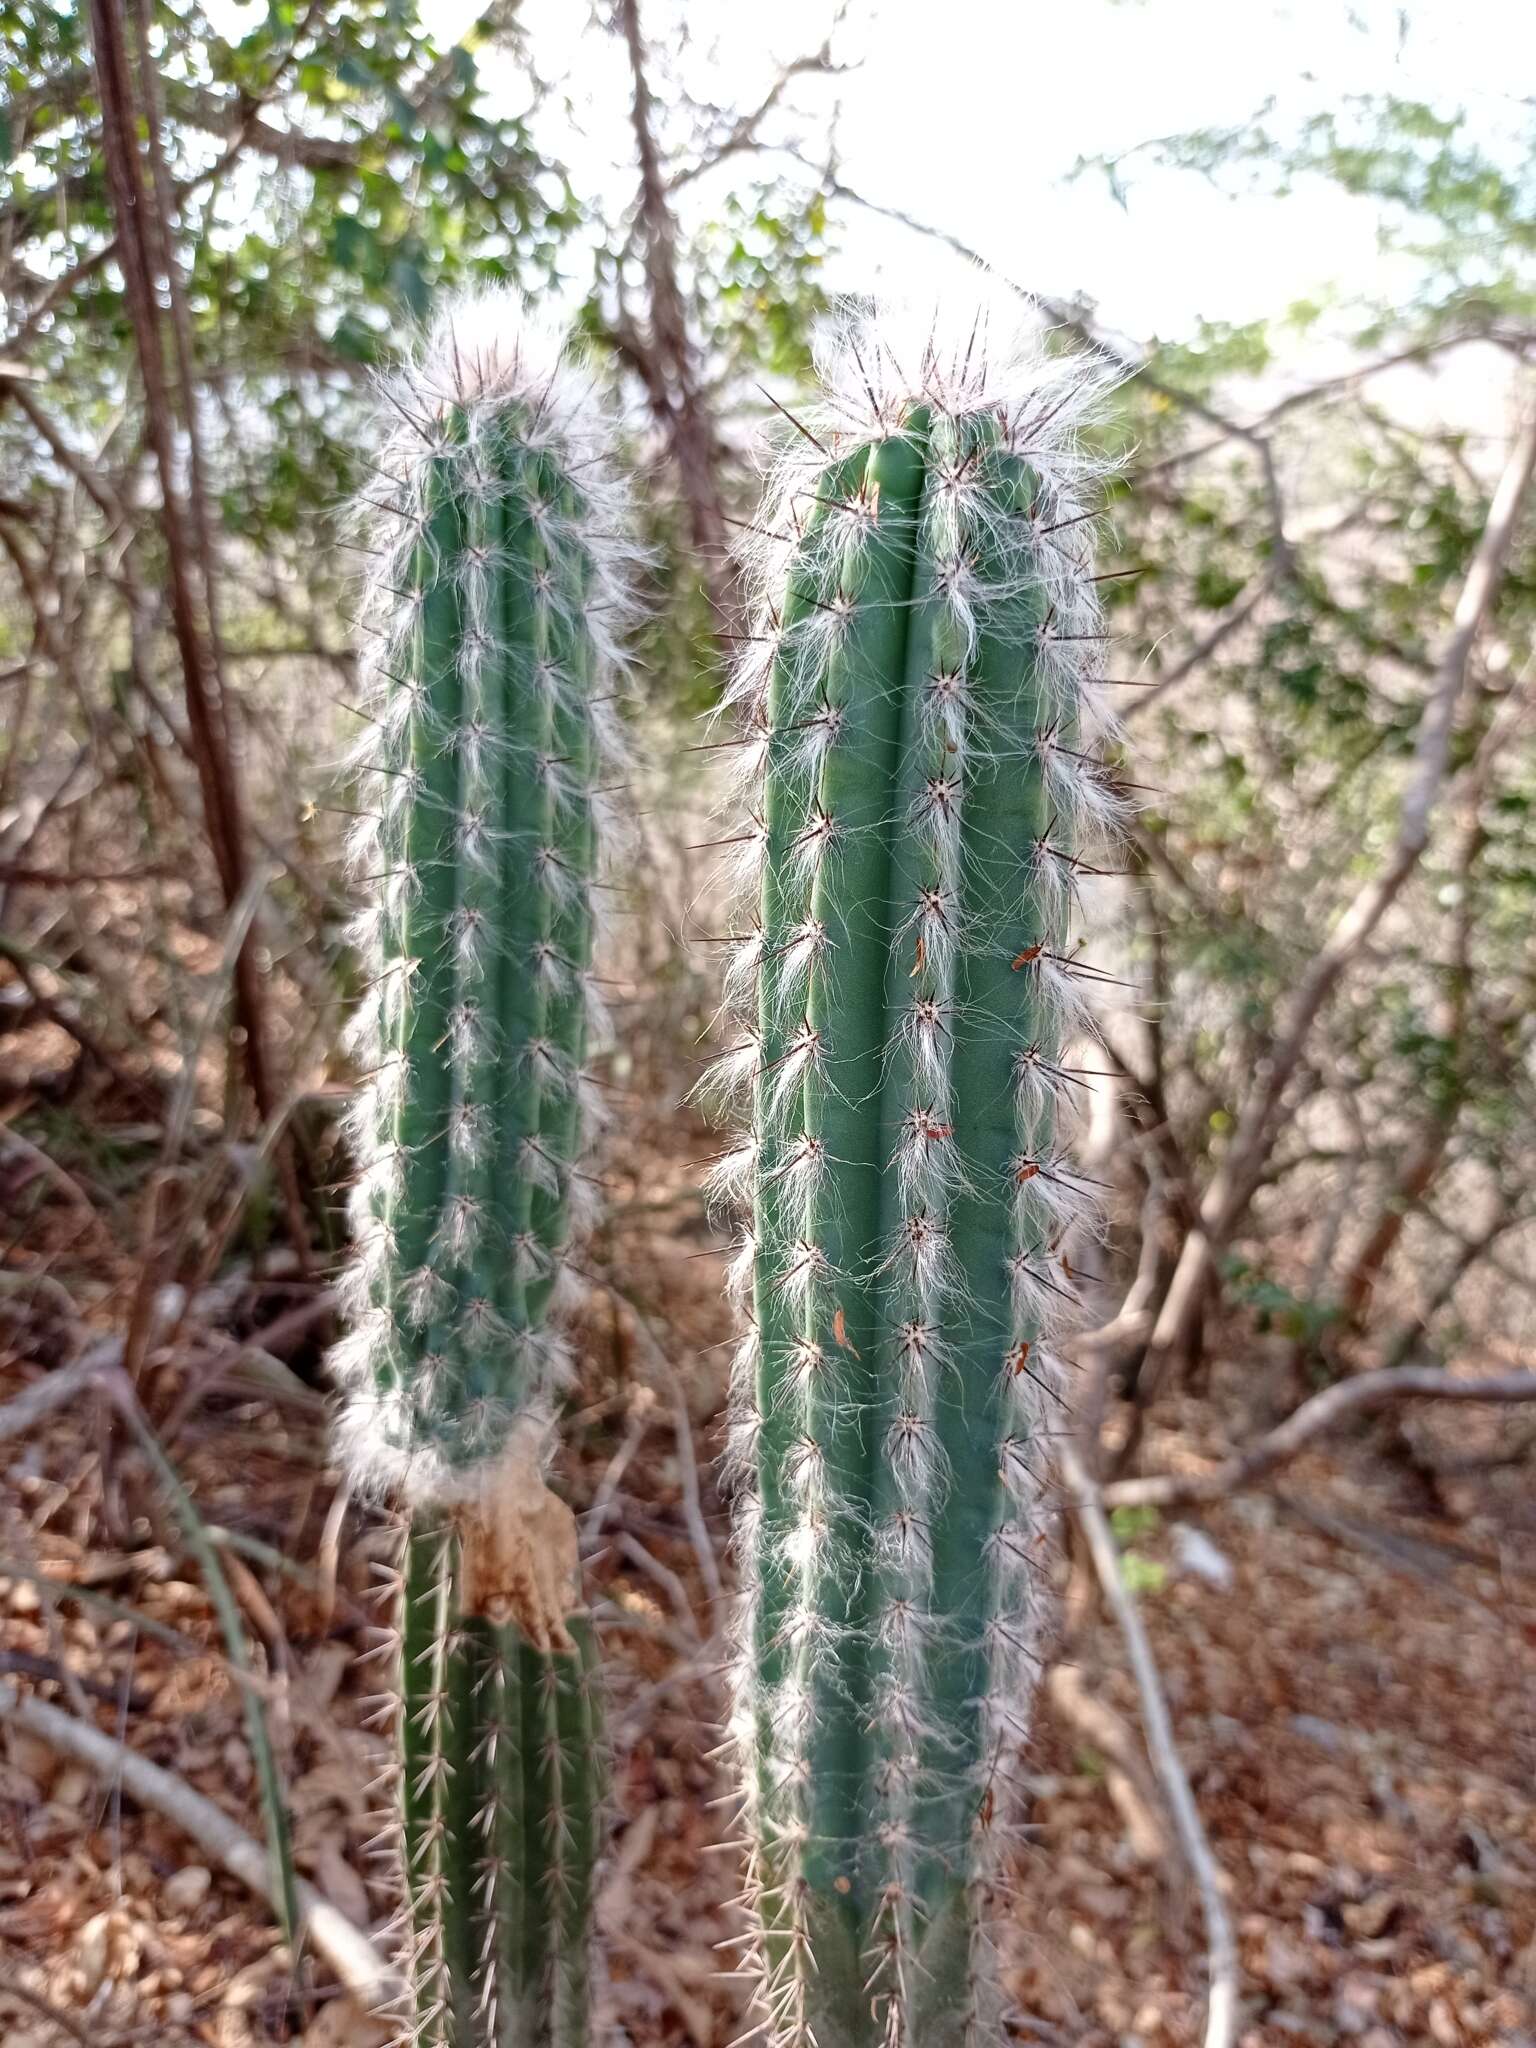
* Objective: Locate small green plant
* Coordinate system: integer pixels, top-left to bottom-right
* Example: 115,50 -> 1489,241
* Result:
1224,1255 -> 1342,1349
709,294 -> 1123,2047
330,290 -> 638,2046
1109,1506 -> 1169,1598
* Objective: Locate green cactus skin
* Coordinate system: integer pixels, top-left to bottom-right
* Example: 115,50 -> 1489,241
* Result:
713,299 -> 1122,2048
330,292 -> 638,2046
398,1525 -> 603,2048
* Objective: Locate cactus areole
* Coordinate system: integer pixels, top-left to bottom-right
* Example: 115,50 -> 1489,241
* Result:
712,297 -> 1124,2048
329,292 -> 638,2047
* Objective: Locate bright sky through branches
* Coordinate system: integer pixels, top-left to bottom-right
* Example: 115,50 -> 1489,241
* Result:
418,0 -> 1532,348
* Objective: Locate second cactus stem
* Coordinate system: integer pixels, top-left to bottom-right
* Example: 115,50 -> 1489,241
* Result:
718,303 -> 1121,2048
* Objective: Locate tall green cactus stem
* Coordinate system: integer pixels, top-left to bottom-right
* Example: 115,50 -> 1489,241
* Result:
712,299 -> 1123,2048
330,292 -> 638,2045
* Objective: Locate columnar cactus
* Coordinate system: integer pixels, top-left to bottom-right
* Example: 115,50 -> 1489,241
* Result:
330,291 -> 638,2046
712,297 -> 1122,2048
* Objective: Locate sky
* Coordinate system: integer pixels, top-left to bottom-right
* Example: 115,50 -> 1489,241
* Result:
424,0 -> 1534,357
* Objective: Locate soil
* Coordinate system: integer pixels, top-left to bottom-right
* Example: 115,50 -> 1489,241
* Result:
2,1110 -> 1534,2048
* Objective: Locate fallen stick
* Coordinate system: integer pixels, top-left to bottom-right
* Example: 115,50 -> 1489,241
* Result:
1045,1660 -> 1169,1868
0,1967 -> 99,2046
1062,1441 -> 1239,2048
0,1680 -> 397,2008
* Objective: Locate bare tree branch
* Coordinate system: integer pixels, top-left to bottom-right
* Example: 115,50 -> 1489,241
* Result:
1335,665 -> 1532,1327
134,0 -> 233,721
7,386 -> 128,530
613,0 -> 731,634
122,0 -> 315,1271
7,0 -> 323,355
1140,395 -> 1536,1383
668,35 -> 850,192
1103,1366 -> 1536,1512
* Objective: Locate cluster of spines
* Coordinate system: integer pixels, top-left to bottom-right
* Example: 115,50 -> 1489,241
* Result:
329,294 -> 640,1502
388,1525 -> 604,2048
707,296 -> 1125,2048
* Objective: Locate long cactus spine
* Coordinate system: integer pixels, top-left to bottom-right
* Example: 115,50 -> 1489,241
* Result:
715,297 -> 1122,2048
330,293 -> 637,2046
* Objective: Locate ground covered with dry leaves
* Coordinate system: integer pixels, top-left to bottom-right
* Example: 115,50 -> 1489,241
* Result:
3,1116 -> 1534,2048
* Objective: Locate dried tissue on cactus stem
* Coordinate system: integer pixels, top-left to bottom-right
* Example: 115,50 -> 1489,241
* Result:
454,1421 -> 582,1651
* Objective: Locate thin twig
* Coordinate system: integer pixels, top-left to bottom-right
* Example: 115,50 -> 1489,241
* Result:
607,1286 -> 725,1628
1123,575 -> 1272,721
0,1352 -> 115,1445
583,1392 -> 656,1542
615,1532 -> 700,1641
160,858 -> 277,1163
1062,1441 -> 1239,2048
0,1125 -> 105,1218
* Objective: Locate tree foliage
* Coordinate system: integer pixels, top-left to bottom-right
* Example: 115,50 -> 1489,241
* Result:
1079,81 -> 1536,1370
